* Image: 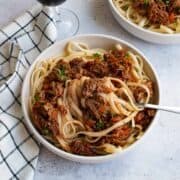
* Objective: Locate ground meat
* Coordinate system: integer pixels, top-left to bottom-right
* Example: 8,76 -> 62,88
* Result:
169,0 -> 180,13
85,95 -> 108,120
135,109 -> 156,130
82,79 -> 97,98
133,0 -> 149,16
56,60 -> 71,73
100,125 -> 132,146
82,79 -> 111,98
134,88 -> 147,103
147,109 -> 156,117
44,60 -> 70,83
49,115 -> 59,136
111,115 -> 125,123
70,140 -> 95,156
135,111 -> 145,123
43,70 -> 59,83
111,125 -> 132,140
85,99 -> 100,119
58,105 -> 67,116
54,82 -> 64,97
104,51 -> 134,81
146,80 -> 154,98
32,102 -> 49,130
33,102 -> 48,120
69,58 -> 84,79
84,119 -> 96,130
32,102 -> 60,136
148,2 -> 169,25
83,60 -> 109,78
44,90 -> 55,102
104,53 -> 124,78
41,81 -> 64,102
44,103 -> 59,136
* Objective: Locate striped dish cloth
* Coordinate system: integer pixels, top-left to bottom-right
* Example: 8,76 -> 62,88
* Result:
0,4 -> 57,180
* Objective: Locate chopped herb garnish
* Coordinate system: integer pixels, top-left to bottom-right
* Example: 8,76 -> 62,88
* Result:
42,128 -> 51,136
47,64 -> 50,71
144,0 -> 149,5
57,67 -> 67,81
93,53 -> 102,59
39,72 -> 43,76
162,0 -> 170,5
96,120 -> 105,130
34,94 -> 40,102
122,4 -> 129,11
124,52 -> 130,59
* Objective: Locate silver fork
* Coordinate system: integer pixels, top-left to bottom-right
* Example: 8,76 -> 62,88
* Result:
139,103 -> 180,114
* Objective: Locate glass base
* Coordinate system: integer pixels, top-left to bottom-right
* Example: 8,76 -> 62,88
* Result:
55,8 -> 79,40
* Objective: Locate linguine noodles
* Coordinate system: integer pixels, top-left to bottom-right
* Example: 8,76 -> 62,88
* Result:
30,41 -> 155,156
113,0 -> 180,34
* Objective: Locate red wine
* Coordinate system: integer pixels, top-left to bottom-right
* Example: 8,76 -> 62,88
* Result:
37,0 -> 66,6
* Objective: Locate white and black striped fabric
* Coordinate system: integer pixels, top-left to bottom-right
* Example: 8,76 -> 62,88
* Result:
0,4 -> 57,180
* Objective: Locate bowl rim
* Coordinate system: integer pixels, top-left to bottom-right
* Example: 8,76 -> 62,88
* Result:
108,0 -> 180,37
21,34 -> 161,162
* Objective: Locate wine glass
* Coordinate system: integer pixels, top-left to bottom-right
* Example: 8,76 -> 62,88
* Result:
37,0 -> 79,40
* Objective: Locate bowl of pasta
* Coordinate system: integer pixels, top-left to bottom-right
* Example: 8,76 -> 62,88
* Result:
109,0 -> 180,44
22,34 -> 160,163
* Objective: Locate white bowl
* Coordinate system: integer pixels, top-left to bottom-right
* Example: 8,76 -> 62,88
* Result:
108,0 -> 180,44
21,34 -> 161,163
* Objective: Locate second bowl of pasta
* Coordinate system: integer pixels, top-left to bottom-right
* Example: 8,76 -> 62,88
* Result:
21,34 -> 160,163
109,0 -> 180,44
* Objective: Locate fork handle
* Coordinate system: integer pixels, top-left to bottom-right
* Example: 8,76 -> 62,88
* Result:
144,104 -> 180,114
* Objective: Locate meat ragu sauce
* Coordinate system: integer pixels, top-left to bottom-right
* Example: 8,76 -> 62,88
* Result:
32,49 -> 155,156
132,0 -> 180,25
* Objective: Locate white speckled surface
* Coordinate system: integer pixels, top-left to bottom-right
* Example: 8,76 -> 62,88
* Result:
1,0 -> 180,179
